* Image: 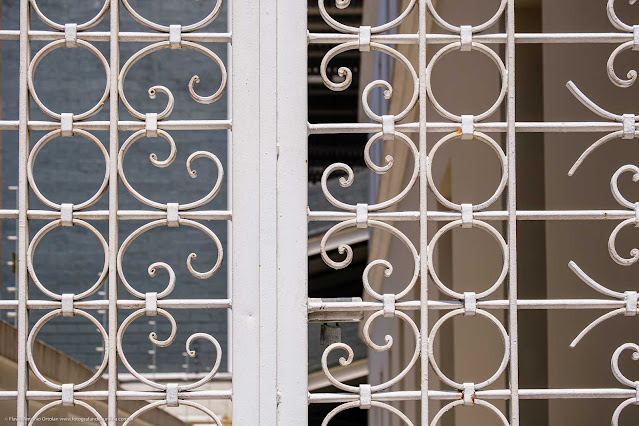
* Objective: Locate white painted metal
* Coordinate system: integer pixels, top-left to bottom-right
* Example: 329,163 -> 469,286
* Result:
309,0 -> 639,425
7,0 -> 639,424
231,0 -> 261,423
276,0 -> 309,424
108,2 -> 120,425
10,0 -> 264,424
506,1 -> 520,424
17,1 -> 30,425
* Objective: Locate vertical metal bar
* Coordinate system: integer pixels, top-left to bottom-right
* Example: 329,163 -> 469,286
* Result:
418,0 -> 429,424
16,0 -> 29,424
108,0 -> 119,424
276,0 -> 308,422
260,0 -> 278,422
231,0 -> 261,423
226,0 -> 233,376
506,0 -> 520,424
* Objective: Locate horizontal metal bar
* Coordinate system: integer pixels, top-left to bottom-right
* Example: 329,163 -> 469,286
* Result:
308,297 -> 363,322
116,371 -> 232,383
0,388 -> 629,402
308,299 -> 627,313
0,30 -> 627,45
0,299 -> 231,310
0,120 -> 615,133
0,297 -> 624,312
309,122 -> 623,135
0,30 -> 232,43
0,209 -> 624,222
308,32 -> 635,45
308,210 -> 636,222
0,390 -> 232,401
309,388 -> 637,403
0,210 -> 232,220
0,120 -> 231,131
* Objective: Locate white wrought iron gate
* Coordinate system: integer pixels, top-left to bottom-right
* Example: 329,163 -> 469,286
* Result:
5,0 -> 309,424
4,0 -> 639,425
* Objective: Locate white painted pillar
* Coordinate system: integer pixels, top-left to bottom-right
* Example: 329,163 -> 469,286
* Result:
277,0 -> 309,423
231,0 -> 262,423
232,0 -> 308,423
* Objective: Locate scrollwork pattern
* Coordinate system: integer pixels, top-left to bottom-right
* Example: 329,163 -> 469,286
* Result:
426,0 -> 507,34
119,40 -> 228,120
118,129 -> 224,210
28,129 -> 110,211
30,0 -> 110,31
565,81 -> 638,175
117,218 -> 224,391
319,309 -> 420,424
321,219 -> 419,300
425,41 -> 508,122
426,132 -> 507,212
121,0 -> 223,33
315,1 -> 513,423
322,400 -> 414,426
117,218 -> 223,299
123,400 -> 223,426
607,0 -> 639,87
427,219 -> 509,299
431,399 -> 510,426
29,400 -> 107,426
318,0 -> 417,34
117,309 -> 223,391
28,39 -> 110,121
608,165 -> 639,266
611,343 -> 639,426
27,308 -> 109,390
567,261 -> 639,347
320,42 -> 418,121
320,131 -> 418,212
22,0 -> 231,422
28,219 -> 109,301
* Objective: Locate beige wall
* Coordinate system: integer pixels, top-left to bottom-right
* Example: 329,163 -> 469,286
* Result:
543,0 -> 639,424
